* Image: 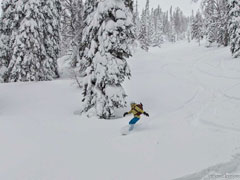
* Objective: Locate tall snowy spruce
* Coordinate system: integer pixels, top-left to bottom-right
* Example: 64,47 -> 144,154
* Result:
79,0 -> 134,119
152,6 -> 163,47
168,6 -> 176,42
228,0 -> 240,58
3,0 -> 61,82
191,10 -> 204,45
138,9 -> 149,51
148,9 -> 155,46
145,0 -> 151,46
133,0 -> 141,40
202,0 -> 229,47
77,0 -> 97,69
0,0 -> 20,82
60,0 -> 84,66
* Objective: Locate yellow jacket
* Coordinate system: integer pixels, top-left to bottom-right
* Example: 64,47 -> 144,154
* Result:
128,104 -> 145,118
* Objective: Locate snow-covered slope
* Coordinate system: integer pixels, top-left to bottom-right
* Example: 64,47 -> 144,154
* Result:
1,41 -> 240,180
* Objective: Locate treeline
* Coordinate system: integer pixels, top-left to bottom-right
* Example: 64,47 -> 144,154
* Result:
133,0 -> 190,51
191,0 -> 240,58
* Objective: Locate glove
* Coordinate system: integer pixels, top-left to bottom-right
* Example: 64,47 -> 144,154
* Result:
144,112 -> 149,117
123,112 -> 128,117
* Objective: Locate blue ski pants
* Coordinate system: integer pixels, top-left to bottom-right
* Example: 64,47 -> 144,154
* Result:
129,117 -> 140,125
128,117 -> 140,131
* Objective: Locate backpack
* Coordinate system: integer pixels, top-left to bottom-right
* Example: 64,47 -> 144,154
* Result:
134,103 -> 143,116
136,103 -> 143,110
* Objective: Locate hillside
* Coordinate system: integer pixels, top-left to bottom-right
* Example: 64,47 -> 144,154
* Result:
1,41 -> 240,180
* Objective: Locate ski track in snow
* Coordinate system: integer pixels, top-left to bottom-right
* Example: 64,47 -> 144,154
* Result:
137,42 -> 240,179
174,154 -> 240,180
2,41 -> 240,180
200,119 -> 240,133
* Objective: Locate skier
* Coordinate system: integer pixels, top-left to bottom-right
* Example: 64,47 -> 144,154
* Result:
123,102 -> 149,131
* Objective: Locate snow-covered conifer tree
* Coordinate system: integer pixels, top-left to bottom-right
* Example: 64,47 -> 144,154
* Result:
187,10 -> 195,43
191,10 -> 204,45
217,0 -> 229,46
138,9 -> 149,51
172,7 -> 189,40
133,0 -> 141,39
80,0 -> 134,119
202,0 -> 217,45
162,12 -> 170,39
228,0 -> 240,58
0,0 -> 21,82
169,6 -> 176,42
60,0 -> 84,63
202,0 -> 229,46
145,0 -> 151,45
77,0 -> 97,70
152,6 -> 163,47
148,9 -> 155,46
5,0 -> 61,82
173,8 -> 182,40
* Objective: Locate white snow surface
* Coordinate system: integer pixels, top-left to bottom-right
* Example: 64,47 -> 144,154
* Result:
1,41 -> 240,180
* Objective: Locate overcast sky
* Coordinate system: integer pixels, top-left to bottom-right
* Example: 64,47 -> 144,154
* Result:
137,0 -> 201,16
